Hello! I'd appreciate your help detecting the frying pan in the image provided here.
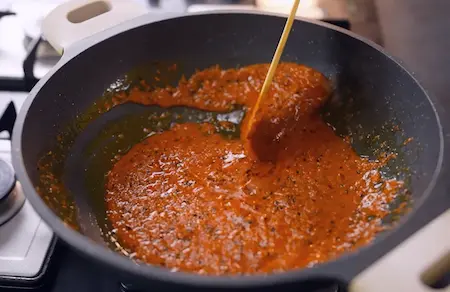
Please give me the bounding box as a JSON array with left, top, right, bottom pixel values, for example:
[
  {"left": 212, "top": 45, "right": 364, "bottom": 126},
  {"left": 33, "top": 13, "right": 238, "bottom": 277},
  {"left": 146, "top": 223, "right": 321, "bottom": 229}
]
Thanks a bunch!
[{"left": 12, "top": 0, "right": 450, "bottom": 291}]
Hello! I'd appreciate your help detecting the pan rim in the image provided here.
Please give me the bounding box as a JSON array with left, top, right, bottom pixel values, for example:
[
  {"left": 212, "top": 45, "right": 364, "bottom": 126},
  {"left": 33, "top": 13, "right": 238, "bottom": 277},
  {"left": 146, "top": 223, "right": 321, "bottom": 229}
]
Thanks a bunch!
[{"left": 12, "top": 10, "right": 445, "bottom": 287}]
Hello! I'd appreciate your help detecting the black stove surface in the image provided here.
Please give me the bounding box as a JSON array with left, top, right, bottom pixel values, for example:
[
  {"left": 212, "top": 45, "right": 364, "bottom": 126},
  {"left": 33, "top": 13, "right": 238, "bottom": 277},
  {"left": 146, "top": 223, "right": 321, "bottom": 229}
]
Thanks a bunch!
[
  {"left": 1, "top": 242, "right": 118, "bottom": 292},
  {"left": 45, "top": 243, "right": 122, "bottom": 292},
  {"left": 38, "top": 242, "right": 340, "bottom": 292}
]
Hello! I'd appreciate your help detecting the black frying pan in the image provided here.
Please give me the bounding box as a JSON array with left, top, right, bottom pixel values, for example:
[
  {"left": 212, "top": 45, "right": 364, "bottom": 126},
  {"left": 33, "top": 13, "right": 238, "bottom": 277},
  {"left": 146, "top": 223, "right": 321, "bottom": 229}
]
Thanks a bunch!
[{"left": 12, "top": 0, "right": 450, "bottom": 291}]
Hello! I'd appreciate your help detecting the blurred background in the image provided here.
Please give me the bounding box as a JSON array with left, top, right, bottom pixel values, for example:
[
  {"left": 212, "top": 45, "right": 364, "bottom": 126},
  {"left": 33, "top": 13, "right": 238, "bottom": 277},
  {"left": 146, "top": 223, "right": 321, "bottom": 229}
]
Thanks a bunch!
[
  {"left": 1, "top": 0, "right": 447, "bottom": 93},
  {"left": 0, "top": 0, "right": 444, "bottom": 85}
]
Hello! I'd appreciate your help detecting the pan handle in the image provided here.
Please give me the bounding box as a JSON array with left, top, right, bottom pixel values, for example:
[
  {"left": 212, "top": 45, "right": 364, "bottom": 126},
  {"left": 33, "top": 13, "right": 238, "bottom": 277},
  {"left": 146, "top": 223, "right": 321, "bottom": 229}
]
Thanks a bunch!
[
  {"left": 42, "top": 0, "right": 146, "bottom": 55},
  {"left": 349, "top": 209, "right": 450, "bottom": 292}
]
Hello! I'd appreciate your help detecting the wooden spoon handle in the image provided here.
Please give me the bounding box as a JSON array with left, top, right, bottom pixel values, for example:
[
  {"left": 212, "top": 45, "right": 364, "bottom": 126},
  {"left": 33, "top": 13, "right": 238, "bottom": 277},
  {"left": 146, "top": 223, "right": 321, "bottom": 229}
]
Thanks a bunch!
[{"left": 246, "top": 0, "right": 301, "bottom": 134}]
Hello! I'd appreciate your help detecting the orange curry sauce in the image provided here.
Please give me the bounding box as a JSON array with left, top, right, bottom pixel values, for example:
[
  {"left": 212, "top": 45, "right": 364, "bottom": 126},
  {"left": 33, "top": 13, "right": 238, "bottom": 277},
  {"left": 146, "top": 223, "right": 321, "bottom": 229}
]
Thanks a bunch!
[{"left": 105, "top": 63, "right": 403, "bottom": 275}]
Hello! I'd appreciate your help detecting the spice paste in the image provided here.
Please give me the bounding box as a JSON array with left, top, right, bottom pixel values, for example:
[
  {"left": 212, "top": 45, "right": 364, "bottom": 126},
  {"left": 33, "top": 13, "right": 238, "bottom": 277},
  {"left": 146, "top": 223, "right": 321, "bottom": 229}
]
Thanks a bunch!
[{"left": 105, "top": 63, "right": 403, "bottom": 275}]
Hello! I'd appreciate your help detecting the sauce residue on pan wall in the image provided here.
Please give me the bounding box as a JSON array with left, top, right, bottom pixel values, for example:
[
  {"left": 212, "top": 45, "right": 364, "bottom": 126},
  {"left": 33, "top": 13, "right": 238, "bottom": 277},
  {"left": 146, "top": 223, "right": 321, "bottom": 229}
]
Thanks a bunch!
[
  {"left": 104, "top": 63, "right": 404, "bottom": 275},
  {"left": 112, "top": 63, "right": 332, "bottom": 161}
]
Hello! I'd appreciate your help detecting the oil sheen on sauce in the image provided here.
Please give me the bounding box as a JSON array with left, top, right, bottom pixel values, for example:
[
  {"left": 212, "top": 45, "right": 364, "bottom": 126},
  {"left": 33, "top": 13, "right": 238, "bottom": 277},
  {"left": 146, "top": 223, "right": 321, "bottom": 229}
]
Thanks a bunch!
[{"left": 105, "top": 63, "right": 403, "bottom": 275}]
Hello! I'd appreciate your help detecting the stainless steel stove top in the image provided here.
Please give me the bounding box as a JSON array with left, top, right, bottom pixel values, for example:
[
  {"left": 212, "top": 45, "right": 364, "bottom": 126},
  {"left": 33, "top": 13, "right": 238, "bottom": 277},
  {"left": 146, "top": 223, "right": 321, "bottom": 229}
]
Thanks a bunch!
[
  {"left": 0, "top": 93, "right": 54, "bottom": 285},
  {"left": 0, "top": 199, "right": 54, "bottom": 278}
]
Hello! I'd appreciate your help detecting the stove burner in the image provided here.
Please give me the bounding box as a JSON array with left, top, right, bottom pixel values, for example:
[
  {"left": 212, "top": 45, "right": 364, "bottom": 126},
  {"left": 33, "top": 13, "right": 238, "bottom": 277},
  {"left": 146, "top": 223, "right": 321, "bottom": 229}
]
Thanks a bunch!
[
  {"left": 0, "top": 159, "right": 24, "bottom": 226},
  {"left": 0, "top": 158, "right": 15, "bottom": 201}
]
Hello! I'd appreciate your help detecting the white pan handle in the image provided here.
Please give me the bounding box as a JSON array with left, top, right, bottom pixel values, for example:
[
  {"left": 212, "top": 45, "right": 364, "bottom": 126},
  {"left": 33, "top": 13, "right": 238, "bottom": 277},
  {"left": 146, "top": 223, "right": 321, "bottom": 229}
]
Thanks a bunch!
[
  {"left": 350, "top": 209, "right": 450, "bottom": 292},
  {"left": 42, "top": 0, "right": 146, "bottom": 54}
]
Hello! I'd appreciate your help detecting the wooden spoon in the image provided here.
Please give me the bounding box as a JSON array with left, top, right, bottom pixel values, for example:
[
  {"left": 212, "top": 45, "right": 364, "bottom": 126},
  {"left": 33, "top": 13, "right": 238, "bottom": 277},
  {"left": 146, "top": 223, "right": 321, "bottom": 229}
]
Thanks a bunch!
[
  {"left": 246, "top": 0, "right": 301, "bottom": 133},
  {"left": 244, "top": 0, "right": 301, "bottom": 159}
]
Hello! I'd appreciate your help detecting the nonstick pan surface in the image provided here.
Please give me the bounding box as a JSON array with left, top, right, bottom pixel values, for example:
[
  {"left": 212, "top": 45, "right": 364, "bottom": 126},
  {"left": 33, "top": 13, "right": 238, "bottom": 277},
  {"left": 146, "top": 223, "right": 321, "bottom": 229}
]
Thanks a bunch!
[{"left": 12, "top": 2, "right": 449, "bottom": 291}]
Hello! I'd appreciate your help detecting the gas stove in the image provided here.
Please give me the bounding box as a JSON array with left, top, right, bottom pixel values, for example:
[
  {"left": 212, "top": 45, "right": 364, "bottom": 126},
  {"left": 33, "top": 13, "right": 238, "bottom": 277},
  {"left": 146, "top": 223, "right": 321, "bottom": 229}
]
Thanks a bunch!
[
  {"left": 0, "top": 1, "right": 349, "bottom": 291},
  {"left": 0, "top": 97, "right": 55, "bottom": 290}
]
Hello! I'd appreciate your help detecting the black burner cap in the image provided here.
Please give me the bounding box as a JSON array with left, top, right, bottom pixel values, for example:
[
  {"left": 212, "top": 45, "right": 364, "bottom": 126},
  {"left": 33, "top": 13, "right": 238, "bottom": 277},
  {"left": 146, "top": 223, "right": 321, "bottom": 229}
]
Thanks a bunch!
[{"left": 0, "top": 158, "right": 15, "bottom": 201}]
